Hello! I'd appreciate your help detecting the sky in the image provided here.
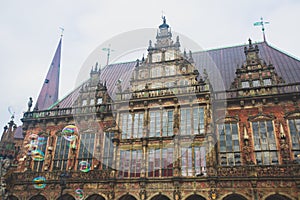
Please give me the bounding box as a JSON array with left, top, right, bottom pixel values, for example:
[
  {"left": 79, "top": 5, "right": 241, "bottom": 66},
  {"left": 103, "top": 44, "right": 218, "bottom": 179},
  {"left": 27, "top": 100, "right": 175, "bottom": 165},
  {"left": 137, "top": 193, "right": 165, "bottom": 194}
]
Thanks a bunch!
[{"left": 0, "top": 0, "right": 300, "bottom": 136}]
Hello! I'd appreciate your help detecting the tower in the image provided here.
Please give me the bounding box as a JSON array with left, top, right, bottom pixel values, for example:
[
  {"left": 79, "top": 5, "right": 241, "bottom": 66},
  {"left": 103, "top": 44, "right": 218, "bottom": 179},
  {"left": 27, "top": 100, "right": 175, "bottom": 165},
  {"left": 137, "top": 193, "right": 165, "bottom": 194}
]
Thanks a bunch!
[{"left": 34, "top": 37, "right": 62, "bottom": 110}]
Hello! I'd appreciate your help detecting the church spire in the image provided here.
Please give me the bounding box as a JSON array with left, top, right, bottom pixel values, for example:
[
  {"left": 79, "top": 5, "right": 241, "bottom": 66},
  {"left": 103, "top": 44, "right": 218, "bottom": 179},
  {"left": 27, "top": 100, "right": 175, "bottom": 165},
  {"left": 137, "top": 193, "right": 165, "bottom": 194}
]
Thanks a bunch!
[{"left": 34, "top": 37, "right": 62, "bottom": 110}]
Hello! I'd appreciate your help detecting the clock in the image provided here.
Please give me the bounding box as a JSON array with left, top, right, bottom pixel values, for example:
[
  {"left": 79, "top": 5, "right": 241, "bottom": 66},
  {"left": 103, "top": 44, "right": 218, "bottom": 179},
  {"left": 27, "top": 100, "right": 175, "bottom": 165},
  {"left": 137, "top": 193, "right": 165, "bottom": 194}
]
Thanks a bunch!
[{"left": 181, "top": 66, "right": 186, "bottom": 73}]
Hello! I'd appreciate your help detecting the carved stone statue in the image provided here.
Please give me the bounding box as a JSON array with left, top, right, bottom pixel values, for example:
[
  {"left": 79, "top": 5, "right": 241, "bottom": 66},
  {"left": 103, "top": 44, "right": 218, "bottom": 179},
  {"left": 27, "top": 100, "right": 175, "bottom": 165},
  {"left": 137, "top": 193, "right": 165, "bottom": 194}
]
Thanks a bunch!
[{"left": 27, "top": 97, "right": 33, "bottom": 112}]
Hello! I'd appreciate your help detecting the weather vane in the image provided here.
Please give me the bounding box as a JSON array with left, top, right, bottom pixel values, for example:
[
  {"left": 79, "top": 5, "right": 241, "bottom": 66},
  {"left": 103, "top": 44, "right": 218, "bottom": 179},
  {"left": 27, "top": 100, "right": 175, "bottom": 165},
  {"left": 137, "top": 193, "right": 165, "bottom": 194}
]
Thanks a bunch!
[
  {"left": 59, "top": 27, "right": 65, "bottom": 37},
  {"left": 102, "top": 44, "right": 115, "bottom": 66},
  {"left": 253, "top": 17, "right": 269, "bottom": 42}
]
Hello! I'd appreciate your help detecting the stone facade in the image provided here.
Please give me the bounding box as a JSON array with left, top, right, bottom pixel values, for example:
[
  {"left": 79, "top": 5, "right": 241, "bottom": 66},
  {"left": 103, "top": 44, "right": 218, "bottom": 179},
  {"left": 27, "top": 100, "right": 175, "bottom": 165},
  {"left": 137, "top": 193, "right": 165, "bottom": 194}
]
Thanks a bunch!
[{"left": 4, "top": 18, "right": 300, "bottom": 200}]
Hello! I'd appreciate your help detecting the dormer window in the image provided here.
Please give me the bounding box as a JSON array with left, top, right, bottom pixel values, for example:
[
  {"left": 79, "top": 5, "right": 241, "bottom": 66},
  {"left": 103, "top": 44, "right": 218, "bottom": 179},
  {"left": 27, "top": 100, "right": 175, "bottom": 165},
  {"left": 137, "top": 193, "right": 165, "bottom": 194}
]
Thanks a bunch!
[
  {"left": 152, "top": 53, "right": 161, "bottom": 63},
  {"left": 263, "top": 79, "right": 272, "bottom": 86},
  {"left": 241, "top": 81, "right": 249, "bottom": 88},
  {"left": 97, "top": 98, "right": 103, "bottom": 105},
  {"left": 82, "top": 100, "right": 87, "bottom": 106},
  {"left": 165, "top": 65, "right": 175, "bottom": 76},
  {"left": 90, "top": 99, "right": 95, "bottom": 105},
  {"left": 253, "top": 80, "right": 261, "bottom": 87},
  {"left": 151, "top": 67, "right": 161, "bottom": 78}
]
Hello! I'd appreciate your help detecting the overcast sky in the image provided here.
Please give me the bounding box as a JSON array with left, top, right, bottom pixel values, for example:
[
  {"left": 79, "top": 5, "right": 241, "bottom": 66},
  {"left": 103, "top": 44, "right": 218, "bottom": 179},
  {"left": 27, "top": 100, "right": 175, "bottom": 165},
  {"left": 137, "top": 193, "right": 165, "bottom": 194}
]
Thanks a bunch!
[{"left": 0, "top": 0, "right": 300, "bottom": 136}]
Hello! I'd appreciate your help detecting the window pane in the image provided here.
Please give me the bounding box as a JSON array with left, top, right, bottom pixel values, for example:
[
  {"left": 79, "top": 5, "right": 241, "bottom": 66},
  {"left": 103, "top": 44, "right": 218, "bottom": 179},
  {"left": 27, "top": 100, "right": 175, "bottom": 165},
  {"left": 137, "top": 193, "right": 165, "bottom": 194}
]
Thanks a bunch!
[
  {"left": 252, "top": 121, "right": 278, "bottom": 165},
  {"left": 217, "top": 123, "right": 240, "bottom": 166}
]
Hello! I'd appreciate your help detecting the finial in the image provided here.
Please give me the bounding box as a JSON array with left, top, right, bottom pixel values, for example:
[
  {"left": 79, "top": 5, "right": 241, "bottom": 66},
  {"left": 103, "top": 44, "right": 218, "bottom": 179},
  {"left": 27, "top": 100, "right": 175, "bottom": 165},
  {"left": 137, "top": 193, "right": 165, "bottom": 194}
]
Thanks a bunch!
[
  {"left": 95, "top": 62, "right": 98, "bottom": 71},
  {"left": 149, "top": 40, "right": 152, "bottom": 48},
  {"left": 59, "top": 27, "right": 64, "bottom": 38},
  {"left": 248, "top": 38, "right": 252, "bottom": 47},
  {"left": 142, "top": 54, "right": 145, "bottom": 62},
  {"left": 162, "top": 16, "right": 166, "bottom": 24}
]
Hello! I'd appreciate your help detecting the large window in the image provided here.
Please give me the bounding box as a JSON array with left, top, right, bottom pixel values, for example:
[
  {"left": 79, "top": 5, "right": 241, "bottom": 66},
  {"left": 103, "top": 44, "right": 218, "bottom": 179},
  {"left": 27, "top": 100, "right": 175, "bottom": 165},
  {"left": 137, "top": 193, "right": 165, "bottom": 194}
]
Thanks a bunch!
[
  {"left": 53, "top": 136, "right": 70, "bottom": 170},
  {"left": 77, "top": 133, "right": 95, "bottom": 170},
  {"left": 119, "top": 149, "right": 142, "bottom": 178},
  {"left": 102, "top": 132, "right": 115, "bottom": 169},
  {"left": 181, "top": 146, "right": 206, "bottom": 176},
  {"left": 165, "top": 65, "right": 176, "bottom": 76},
  {"left": 218, "top": 123, "right": 241, "bottom": 166},
  {"left": 151, "top": 67, "right": 162, "bottom": 77},
  {"left": 33, "top": 136, "right": 48, "bottom": 172},
  {"left": 121, "top": 112, "right": 144, "bottom": 139},
  {"left": 148, "top": 148, "right": 173, "bottom": 177},
  {"left": 149, "top": 110, "right": 173, "bottom": 137},
  {"left": 180, "top": 107, "right": 204, "bottom": 135},
  {"left": 252, "top": 121, "right": 278, "bottom": 165},
  {"left": 288, "top": 119, "right": 300, "bottom": 160}
]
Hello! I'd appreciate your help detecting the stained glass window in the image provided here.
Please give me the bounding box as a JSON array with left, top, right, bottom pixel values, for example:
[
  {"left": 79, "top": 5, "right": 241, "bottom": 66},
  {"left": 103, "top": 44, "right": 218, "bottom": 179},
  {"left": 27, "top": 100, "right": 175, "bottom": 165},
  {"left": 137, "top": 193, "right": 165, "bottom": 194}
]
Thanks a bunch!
[
  {"left": 252, "top": 121, "right": 278, "bottom": 165},
  {"left": 218, "top": 123, "right": 241, "bottom": 166}
]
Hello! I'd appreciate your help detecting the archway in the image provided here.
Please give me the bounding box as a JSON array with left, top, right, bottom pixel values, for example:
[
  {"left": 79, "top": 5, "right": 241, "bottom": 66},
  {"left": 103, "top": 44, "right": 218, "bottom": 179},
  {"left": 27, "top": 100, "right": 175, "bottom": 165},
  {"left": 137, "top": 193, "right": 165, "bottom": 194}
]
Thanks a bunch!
[
  {"left": 223, "top": 194, "right": 247, "bottom": 200},
  {"left": 186, "top": 194, "right": 206, "bottom": 200},
  {"left": 266, "top": 194, "right": 291, "bottom": 200},
  {"left": 29, "top": 194, "right": 47, "bottom": 200},
  {"left": 150, "top": 194, "right": 171, "bottom": 200},
  {"left": 86, "top": 194, "right": 106, "bottom": 200},
  {"left": 56, "top": 194, "right": 76, "bottom": 200},
  {"left": 8, "top": 195, "right": 20, "bottom": 200},
  {"left": 119, "top": 194, "right": 138, "bottom": 200}
]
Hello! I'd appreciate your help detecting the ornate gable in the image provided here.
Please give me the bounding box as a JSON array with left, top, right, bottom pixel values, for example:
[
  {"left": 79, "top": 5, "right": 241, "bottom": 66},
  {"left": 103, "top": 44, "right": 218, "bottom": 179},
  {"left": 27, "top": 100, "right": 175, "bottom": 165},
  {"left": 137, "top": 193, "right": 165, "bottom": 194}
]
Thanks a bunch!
[{"left": 230, "top": 39, "right": 285, "bottom": 96}]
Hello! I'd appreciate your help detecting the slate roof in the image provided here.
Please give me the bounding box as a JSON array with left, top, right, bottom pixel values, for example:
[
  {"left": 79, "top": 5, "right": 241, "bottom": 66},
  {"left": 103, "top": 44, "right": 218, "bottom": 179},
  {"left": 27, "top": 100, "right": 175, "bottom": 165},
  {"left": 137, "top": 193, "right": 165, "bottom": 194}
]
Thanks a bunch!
[
  {"left": 54, "top": 41, "right": 300, "bottom": 109},
  {"left": 14, "top": 126, "right": 23, "bottom": 139}
]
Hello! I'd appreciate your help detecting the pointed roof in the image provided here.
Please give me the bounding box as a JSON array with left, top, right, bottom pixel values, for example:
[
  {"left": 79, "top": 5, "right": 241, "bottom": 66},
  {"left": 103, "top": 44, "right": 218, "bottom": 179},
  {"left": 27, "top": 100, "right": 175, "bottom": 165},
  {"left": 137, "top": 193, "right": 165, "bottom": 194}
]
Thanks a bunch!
[{"left": 34, "top": 38, "right": 62, "bottom": 110}]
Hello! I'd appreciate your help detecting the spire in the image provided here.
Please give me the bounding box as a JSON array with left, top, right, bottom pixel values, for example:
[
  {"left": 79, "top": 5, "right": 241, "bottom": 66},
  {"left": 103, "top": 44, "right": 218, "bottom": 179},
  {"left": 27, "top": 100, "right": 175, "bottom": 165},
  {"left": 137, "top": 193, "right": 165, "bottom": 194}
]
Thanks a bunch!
[{"left": 34, "top": 37, "right": 62, "bottom": 110}]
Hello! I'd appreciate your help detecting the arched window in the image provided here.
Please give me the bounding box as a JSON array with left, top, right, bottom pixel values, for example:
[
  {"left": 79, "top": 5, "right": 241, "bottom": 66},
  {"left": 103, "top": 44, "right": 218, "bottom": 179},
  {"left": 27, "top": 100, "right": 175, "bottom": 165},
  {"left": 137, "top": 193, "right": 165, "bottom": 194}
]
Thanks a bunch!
[
  {"left": 265, "top": 194, "right": 291, "bottom": 200},
  {"left": 150, "top": 194, "right": 170, "bottom": 200},
  {"left": 223, "top": 194, "right": 247, "bottom": 200},
  {"left": 288, "top": 118, "right": 300, "bottom": 161},
  {"left": 29, "top": 194, "right": 47, "bottom": 200},
  {"left": 252, "top": 120, "right": 278, "bottom": 165},
  {"left": 119, "top": 194, "right": 137, "bottom": 200},
  {"left": 56, "top": 194, "right": 75, "bottom": 200},
  {"left": 186, "top": 194, "right": 206, "bottom": 200},
  {"left": 85, "top": 194, "right": 105, "bottom": 200}
]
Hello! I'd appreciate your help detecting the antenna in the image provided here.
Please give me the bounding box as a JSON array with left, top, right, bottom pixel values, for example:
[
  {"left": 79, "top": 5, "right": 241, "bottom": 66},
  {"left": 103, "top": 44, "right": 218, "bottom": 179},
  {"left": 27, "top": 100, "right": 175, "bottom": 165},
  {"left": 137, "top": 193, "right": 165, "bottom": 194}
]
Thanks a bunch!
[
  {"left": 253, "top": 17, "right": 269, "bottom": 42},
  {"left": 102, "top": 44, "right": 115, "bottom": 66}
]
